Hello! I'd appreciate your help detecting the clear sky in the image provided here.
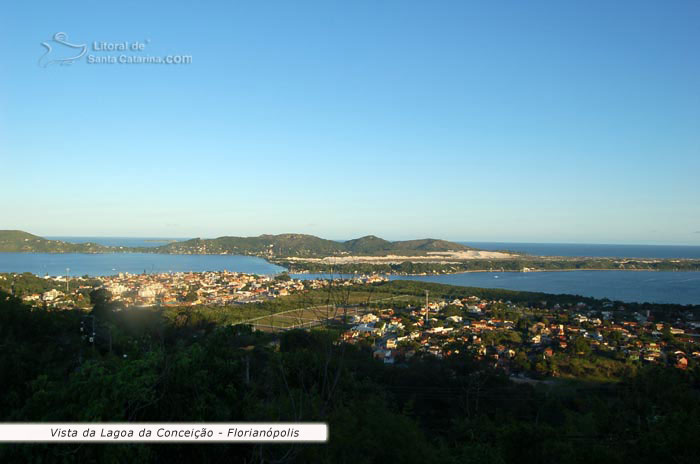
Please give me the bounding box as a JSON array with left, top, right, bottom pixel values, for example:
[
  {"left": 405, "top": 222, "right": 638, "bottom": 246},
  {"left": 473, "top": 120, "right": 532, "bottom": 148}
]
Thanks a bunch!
[{"left": 1, "top": 1, "right": 698, "bottom": 244}]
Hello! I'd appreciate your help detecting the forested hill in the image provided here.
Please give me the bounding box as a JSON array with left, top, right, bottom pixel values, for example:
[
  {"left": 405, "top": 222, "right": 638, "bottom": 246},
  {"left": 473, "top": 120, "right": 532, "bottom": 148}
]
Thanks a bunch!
[
  {"left": 152, "top": 234, "right": 473, "bottom": 258},
  {"left": 0, "top": 230, "right": 113, "bottom": 253},
  {"left": 0, "top": 230, "right": 472, "bottom": 257}
]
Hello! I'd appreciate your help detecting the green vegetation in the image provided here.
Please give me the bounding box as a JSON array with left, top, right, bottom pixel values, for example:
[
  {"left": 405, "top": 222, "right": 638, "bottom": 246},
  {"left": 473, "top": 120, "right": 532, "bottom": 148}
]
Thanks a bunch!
[
  {"left": 159, "top": 286, "right": 401, "bottom": 327},
  {"left": 0, "top": 230, "right": 113, "bottom": 253},
  {"left": 0, "top": 272, "right": 101, "bottom": 310},
  {"left": 1, "top": 281, "right": 699, "bottom": 463},
  {"left": 153, "top": 233, "right": 472, "bottom": 258},
  {"left": 343, "top": 235, "right": 473, "bottom": 255},
  {"left": 0, "top": 230, "right": 472, "bottom": 257},
  {"left": 0, "top": 272, "right": 100, "bottom": 296},
  {"left": 156, "top": 233, "right": 346, "bottom": 257}
]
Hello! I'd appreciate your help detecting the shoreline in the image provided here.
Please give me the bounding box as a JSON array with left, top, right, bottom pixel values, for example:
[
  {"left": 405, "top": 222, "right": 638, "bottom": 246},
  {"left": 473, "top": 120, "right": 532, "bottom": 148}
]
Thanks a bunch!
[
  {"left": 3, "top": 267, "right": 699, "bottom": 280},
  {"left": 294, "top": 268, "right": 688, "bottom": 278}
]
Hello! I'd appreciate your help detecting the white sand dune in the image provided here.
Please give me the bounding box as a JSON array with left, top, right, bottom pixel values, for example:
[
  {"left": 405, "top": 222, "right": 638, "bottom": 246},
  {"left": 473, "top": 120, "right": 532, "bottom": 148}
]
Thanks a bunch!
[{"left": 285, "top": 250, "right": 517, "bottom": 265}]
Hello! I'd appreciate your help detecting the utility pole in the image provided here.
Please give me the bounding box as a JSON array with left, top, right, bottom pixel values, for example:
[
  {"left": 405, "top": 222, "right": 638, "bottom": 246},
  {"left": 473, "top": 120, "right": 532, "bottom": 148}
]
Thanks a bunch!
[{"left": 425, "top": 290, "right": 429, "bottom": 325}]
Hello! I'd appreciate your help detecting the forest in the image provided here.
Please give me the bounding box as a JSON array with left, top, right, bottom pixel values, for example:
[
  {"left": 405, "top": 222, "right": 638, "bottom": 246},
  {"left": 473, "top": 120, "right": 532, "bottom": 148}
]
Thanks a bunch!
[{"left": 1, "top": 281, "right": 699, "bottom": 463}]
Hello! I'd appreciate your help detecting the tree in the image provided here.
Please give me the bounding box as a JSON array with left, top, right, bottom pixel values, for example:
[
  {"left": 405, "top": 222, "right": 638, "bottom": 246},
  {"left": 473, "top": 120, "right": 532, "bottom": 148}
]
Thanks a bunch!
[
  {"left": 90, "top": 288, "right": 114, "bottom": 319},
  {"left": 514, "top": 351, "right": 531, "bottom": 372},
  {"left": 662, "top": 325, "right": 675, "bottom": 343},
  {"left": 183, "top": 290, "right": 198, "bottom": 302},
  {"left": 571, "top": 336, "right": 592, "bottom": 356}
]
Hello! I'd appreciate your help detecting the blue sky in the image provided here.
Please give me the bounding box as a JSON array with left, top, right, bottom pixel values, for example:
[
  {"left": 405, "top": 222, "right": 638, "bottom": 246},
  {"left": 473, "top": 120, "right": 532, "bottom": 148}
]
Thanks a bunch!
[{"left": 1, "top": 1, "right": 698, "bottom": 244}]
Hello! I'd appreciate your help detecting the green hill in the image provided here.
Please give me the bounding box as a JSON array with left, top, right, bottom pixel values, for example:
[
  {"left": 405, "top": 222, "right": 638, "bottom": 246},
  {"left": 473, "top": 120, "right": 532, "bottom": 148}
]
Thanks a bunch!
[
  {"left": 153, "top": 233, "right": 471, "bottom": 258},
  {"left": 390, "top": 238, "right": 472, "bottom": 253},
  {"left": 344, "top": 235, "right": 393, "bottom": 254},
  {"left": 0, "top": 230, "right": 473, "bottom": 258},
  {"left": 0, "top": 230, "right": 112, "bottom": 253},
  {"left": 157, "top": 233, "right": 346, "bottom": 258},
  {"left": 344, "top": 235, "right": 472, "bottom": 255}
]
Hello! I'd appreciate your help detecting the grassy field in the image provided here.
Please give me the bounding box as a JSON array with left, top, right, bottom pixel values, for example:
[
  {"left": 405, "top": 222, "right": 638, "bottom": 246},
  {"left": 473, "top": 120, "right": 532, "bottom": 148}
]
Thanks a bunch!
[
  {"left": 247, "top": 305, "right": 373, "bottom": 331},
  {"left": 160, "top": 284, "right": 420, "bottom": 330},
  {"left": 233, "top": 290, "right": 418, "bottom": 331}
]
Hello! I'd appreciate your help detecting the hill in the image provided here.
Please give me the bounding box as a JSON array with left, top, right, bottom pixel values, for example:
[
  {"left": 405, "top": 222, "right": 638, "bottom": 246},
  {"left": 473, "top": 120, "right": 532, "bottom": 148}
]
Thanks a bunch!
[
  {"left": 391, "top": 238, "right": 472, "bottom": 253},
  {"left": 156, "top": 233, "right": 346, "bottom": 258},
  {"left": 153, "top": 233, "right": 472, "bottom": 258},
  {"left": 344, "top": 235, "right": 473, "bottom": 255},
  {"left": 343, "top": 235, "right": 393, "bottom": 254},
  {"left": 0, "top": 230, "right": 112, "bottom": 253},
  {"left": 0, "top": 230, "right": 474, "bottom": 258}
]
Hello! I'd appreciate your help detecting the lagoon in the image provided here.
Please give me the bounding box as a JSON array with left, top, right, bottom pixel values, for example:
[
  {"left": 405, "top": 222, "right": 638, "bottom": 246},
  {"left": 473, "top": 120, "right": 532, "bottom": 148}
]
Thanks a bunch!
[
  {"left": 0, "top": 252, "right": 284, "bottom": 277},
  {"left": 292, "top": 271, "right": 700, "bottom": 306},
  {"left": 390, "top": 271, "right": 700, "bottom": 306}
]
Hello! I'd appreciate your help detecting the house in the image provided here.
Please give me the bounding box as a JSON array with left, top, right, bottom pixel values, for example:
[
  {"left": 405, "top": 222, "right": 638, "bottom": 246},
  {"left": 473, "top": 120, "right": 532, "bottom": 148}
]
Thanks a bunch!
[
  {"left": 373, "top": 349, "right": 395, "bottom": 364},
  {"left": 352, "top": 324, "right": 375, "bottom": 334},
  {"left": 42, "top": 289, "right": 64, "bottom": 302}
]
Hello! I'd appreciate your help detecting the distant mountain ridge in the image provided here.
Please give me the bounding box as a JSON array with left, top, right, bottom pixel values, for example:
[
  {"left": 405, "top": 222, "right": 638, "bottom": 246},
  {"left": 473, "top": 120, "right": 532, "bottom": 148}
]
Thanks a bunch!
[
  {"left": 0, "top": 230, "right": 473, "bottom": 257},
  {"left": 0, "top": 230, "right": 112, "bottom": 253},
  {"left": 153, "top": 233, "right": 474, "bottom": 258}
]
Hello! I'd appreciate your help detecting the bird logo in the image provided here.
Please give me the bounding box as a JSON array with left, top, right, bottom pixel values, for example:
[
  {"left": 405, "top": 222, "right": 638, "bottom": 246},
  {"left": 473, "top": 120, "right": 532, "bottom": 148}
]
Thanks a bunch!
[{"left": 38, "top": 32, "right": 87, "bottom": 67}]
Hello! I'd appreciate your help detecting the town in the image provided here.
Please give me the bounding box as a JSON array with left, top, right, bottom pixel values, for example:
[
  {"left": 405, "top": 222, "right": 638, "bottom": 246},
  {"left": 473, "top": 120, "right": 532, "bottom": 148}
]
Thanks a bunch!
[
  {"left": 341, "top": 291, "right": 700, "bottom": 379},
  {"left": 2, "top": 271, "right": 387, "bottom": 309},
  {"left": 2, "top": 270, "right": 697, "bottom": 381}
]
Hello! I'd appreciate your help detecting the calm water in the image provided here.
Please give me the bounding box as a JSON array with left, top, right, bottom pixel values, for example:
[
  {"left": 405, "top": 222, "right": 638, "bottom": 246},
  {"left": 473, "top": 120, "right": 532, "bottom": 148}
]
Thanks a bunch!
[
  {"left": 460, "top": 242, "right": 700, "bottom": 259},
  {"left": 292, "top": 271, "right": 700, "bottom": 305},
  {"left": 390, "top": 271, "right": 700, "bottom": 306},
  {"left": 0, "top": 253, "right": 284, "bottom": 277}
]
